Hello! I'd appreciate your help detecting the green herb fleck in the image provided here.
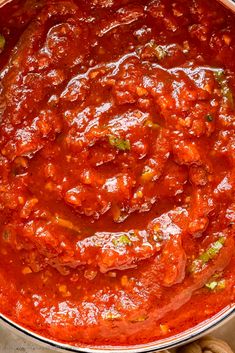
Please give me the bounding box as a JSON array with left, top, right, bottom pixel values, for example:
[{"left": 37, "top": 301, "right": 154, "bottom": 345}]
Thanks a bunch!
[
  {"left": 0, "top": 34, "right": 5, "bottom": 50},
  {"left": 214, "top": 70, "right": 225, "bottom": 83},
  {"left": 205, "top": 279, "right": 226, "bottom": 291},
  {"left": 190, "top": 237, "right": 225, "bottom": 273},
  {"left": 108, "top": 135, "right": 130, "bottom": 151},
  {"left": 149, "top": 40, "right": 168, "bottom": 60},
  {"left": 112, "top": 234, "right": 132, "bottom": 247},
  {"left": 205, "top": 114, "right": 214, "bottom": 122},
  {"left": 205, "top": 281, "right": 218, "bottom": 290},
  {"left": 214, "top": 70, "right": 234, "bottom": 108},
  {"left": 201, "top": 238, "right": 225, "bottom": 261}
]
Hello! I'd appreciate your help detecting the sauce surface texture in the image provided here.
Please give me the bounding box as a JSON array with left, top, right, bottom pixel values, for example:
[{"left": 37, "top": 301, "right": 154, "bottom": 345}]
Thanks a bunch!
[{"left": 0, "top": 0, "right": 234, "bottom": 347}]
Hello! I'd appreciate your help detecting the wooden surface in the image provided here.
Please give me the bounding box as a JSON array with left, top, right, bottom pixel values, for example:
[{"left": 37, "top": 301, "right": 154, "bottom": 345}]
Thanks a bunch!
[{"left": 0, "top": 318, "right": 234, "bottom": 352}]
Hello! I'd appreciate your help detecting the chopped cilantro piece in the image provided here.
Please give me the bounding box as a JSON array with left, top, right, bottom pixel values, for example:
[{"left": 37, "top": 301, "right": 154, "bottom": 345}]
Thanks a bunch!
[
  {"left": 214, "top": 70, "right": 234, "bottom": 108},
  {"left": 205, "top": 279, "right": 226, "bottom": 291},
  {"left": 112, "top": 234, "right": 132, "bottom": 247},
  {"left": 205, "top": 281, "right": 218, "bottom": 290},
  {"left": 205, "top": 114, "right": 213, "bottom": 122},
  {"left": 190, "top": 237, "right": 225, "bottom": 273},
  {"left": 214, "top": 70, "right": 225, "bottom": 83},
  {"left": 108, "top": 135, "right": 130, "bottom": 151},
  {"left": 199, "top": 238, "right": 225, "bottom": 263},
  {"left": 0, "top": 34, "right": 5, "bottom": 50}
]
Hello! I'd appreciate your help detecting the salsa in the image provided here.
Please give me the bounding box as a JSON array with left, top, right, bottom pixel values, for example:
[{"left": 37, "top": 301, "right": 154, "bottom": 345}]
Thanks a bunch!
[{"left": 0, "top": 0, "right": 234, "bottom": 347}]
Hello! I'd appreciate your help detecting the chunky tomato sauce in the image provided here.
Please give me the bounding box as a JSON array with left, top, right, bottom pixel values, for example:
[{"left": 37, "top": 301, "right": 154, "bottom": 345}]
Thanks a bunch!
[{"left": 0, "top": 0, "right": 234, "bottom": 347}]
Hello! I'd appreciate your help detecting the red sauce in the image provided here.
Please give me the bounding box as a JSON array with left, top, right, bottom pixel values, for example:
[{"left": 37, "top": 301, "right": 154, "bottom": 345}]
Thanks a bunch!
[{"left": 0, "top": 0, "right": 234, "bottom": 347}]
